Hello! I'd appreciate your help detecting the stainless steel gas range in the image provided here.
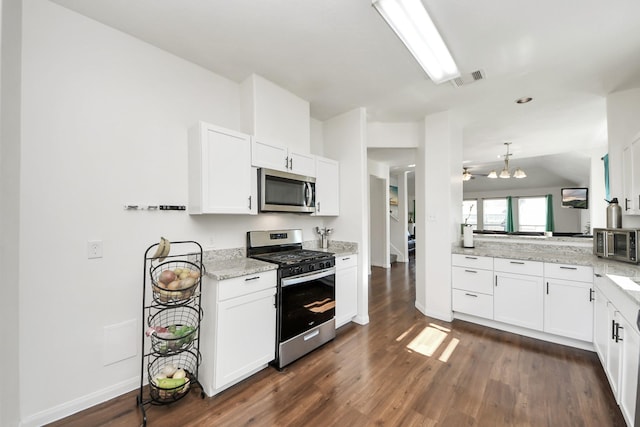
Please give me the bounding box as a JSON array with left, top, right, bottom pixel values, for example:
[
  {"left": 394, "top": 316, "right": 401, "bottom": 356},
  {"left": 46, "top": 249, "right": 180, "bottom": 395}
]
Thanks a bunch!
[{"left": 247, "top": 229, "right": 336, "bottom": 369}]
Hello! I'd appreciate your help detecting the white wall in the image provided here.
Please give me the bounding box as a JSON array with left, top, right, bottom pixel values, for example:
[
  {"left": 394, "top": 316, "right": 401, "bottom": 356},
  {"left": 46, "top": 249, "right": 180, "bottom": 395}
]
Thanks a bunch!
[
  {"left": 589, "top": 147, "right": 608, "bottom": 230},
  {"left": 415, "top": 111, "right": 460, "bottom": 321},
  {"left": 18, "top": 1, "right": 329, "bottom": 425},
  {"left": 369, "top": 175, "right": 387, "bottom": 267},
  {"left": 463, "top": 186, "right": 583, "bottom": 233},
  {"left": 241, "top": 74, "right": 311, "bottom": 153},
  {"left": 0, "top": 0, "right": 22, "bottom": 425},
  {"left": 324, "top": 108, "right": 369, "bottom": 325},
  {"left": 606, "top": 88, "right": 640, "bottom": 228},
  {"left": 367, "top": 121, "right": 421, "bottom": 148},
  {"left": 310, "top": 118, "right": 324, "bottom": 156}
]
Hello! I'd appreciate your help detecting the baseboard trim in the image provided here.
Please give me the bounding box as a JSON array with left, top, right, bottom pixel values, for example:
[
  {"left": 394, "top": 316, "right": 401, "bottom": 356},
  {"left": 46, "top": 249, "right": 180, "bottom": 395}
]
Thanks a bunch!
[
  {"left": 453, "top": 312, "right": 595, "bottom": 352},
  {"left": 20, "top": 377, "right": 139, "bottom": 427}
]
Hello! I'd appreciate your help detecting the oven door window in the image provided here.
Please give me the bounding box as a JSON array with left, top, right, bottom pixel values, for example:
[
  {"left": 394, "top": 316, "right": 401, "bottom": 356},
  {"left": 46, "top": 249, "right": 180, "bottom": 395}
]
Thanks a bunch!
[
  {"left": 280, "top": 273, "right": 335, "bottom": 342},
  {"left": 612, "top": 233, "right": 629, "bottom": 258}
]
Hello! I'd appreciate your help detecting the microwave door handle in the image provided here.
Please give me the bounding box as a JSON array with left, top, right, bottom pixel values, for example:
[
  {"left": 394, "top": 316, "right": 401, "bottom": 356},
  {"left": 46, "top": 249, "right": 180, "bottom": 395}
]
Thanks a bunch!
[
  {"left": 305, "top": 183, "right": 312, "bottom": 207},
  {"left": 606, "top": 232, "right": 614, "bottom": 256}
]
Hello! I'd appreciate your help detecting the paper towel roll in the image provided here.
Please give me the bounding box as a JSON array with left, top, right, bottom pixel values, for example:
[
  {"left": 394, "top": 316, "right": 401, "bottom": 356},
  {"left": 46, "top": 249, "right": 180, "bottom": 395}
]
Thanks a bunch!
[{"left": 463, "top": 225, "right": 474, "bottom": 248}]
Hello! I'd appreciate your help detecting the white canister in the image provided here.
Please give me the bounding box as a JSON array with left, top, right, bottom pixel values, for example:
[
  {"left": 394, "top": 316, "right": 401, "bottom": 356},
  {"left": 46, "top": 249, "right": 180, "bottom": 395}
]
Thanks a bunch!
[{"left": 463, "top": 225, "right": 474, "bottom": 248}]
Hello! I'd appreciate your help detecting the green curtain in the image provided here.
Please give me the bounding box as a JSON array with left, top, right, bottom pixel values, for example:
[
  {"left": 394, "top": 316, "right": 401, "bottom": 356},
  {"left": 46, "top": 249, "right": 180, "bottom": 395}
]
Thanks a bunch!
[
  {"left": 603, "top": 154, "right": 610, "bottom": 201},
  {"left": 545, "top": 194, "right": 555, "bottom": 232},
  {"left": 506, "top": 196, "right": 514, "bottom": 232}
]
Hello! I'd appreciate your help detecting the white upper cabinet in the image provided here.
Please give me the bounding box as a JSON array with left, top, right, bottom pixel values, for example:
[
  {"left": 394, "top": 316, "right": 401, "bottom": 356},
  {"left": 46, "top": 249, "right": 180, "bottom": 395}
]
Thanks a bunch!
[
  {"left": 314, "top": 156, "right": 340, "bottom": 216},
  {"left": 188, "top": 122, "right": 256, "bottom": 215},
  {"left": 251, "top": 138, "right": 316, "bottom": 177},
  {"left": 622, "top": 134, "right": 640, "bottom": 214}
]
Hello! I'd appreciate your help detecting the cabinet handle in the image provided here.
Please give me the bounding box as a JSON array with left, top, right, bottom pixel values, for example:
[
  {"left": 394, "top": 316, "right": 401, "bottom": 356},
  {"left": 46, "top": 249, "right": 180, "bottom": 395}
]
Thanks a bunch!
[
  {"left": 289, "top": 157, "right": 293, "bottom": 170},
  {"left": 589, "top": 288, "right": 594, "bottom": 302},
  {"left": 546, "top": 282, "right": 549, "bottom": 295},
  {"left": 285, "top": 156, "right": 289, "bottom": 169},
  {"left": 317, "top": 202, "right": 321, "bottom": 212},
  {"left": 464, "top": 269, "right": 478, "bottom": 274},
  {"left": 559, "top": 266, "right": 577, "bottom": 270},
  {"left": 342, "top": 257, "right": 351, "bottom": 261},
  {"left": 495, "top": 276, "right": 498, "bottom": 287},
  {"left": 611, "top": 319, "right": 616, "bottom": 340},
  {"left": 594, "top": 273, "right": 602, "bottom": 278},
  {"left": 510, "top": 261, "right": 525, "bottom": 265},
  {"left": 273, "top": 295, "right": 277, "bottom": 308},
  {"left": 465, "top": 256, "right": 478, "bottom": 260},
  {"left": 248, "top": 195, "right": 252, "bottom": 209},
  {"left": 616, "top": 324, "right": 624, "bottom": 343},
  {"left": 625, "top": 198, "right": 630, "bottom": 211},
  {"left": 464, "top": 293, "right": 478, "bottom": 297},
  {"left": 244, "top": 276, "right": 260, "bottom": 282}
]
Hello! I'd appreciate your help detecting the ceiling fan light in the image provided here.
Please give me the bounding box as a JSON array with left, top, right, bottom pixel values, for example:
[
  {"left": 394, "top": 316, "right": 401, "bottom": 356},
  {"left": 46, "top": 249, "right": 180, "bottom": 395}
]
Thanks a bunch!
[
  {"left": 462, "top": 169, "right": 472, "bottom": 181},
  {"left": 487, "top": 170, "right": 498, "bottom": 179},
  {"left": 513, "top": 168, "right": 527, "bottom": 178},
  {"left": 499, "top": 168, "right": 511, "bottom": 179}
]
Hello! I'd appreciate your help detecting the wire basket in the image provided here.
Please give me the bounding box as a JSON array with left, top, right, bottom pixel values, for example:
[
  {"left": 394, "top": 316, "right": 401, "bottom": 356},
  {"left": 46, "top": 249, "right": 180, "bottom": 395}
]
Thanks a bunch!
[
  {"left": 147, "top": 350, "right": 199, "bottom": 403},
  {"left": 147, "top": 306, "right": 200, "bottom": 355},
  {"left": 150, "top": 260, "right": 201, "bottom": 304}
]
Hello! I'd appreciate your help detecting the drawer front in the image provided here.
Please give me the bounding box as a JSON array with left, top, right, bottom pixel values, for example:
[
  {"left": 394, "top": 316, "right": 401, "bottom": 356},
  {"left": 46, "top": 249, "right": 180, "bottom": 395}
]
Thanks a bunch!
[
  {"left": 544, "top": 263, "right": 593, "bottom": 282},
  {"left": 452, "top": 266, "right": 494, "bottom": 294},
  {"left": 452, "top": 254, "right": 493, "bottom": 270},
  {"left": 336, "top": 254, "right": 358, "bottom": 269},
  {"left": 494, "top": 258, "right": 543, "bottom": 276},
  {"left": 452, "top": 289, "right": 493, "bottom": 319},
  {"left": 218, "top": 270, "right": 277, "bottom": 301}
]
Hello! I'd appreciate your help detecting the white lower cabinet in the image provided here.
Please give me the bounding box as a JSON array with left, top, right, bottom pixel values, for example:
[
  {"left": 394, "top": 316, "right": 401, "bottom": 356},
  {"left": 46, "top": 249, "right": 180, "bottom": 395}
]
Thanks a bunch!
[
  {"left": 200, "top": 270, "right": 277, "bottom": 396},
  {"left": 335, "top": 254, "right": 358, "bottom": 328},
  {"left": 543, "top": 263, "right": 594, "bottom": 342},
  {"left": 594, "top": 273, "right": 640, "bottom": 427},
  {"left": 494, "top": 259, "right": 544, "bottom": 331},
  {"left": 451, "top": 254, "right": 494, "bottom": 320}
]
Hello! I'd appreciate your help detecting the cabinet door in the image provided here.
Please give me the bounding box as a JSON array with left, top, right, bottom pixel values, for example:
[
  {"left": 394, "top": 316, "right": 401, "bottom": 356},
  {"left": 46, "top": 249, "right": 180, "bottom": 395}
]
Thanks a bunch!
[
  {"left": 215, "top": 287, "right": 276, "bottom": 390},
  {"left": 188, "top": 123, "right": 253, "bottom": 214},
  {"left": 543, "top": 278, "right": 593, "bottom": 342},
  {"left": 631, "top": 136, "right": 640, "bottom": 213},
  {"left": 289, "top": 152, "right": 316, "bottom": 177},
  {"left": 251, "top": 138, "right": 288, "bottom": 171},
  {"left": 593, "top": 283, "right": 610, "bottom": 367},
  {"left": 620, "top": 313, "right": 640, "bottom": 426},
  {"left": 315, "top": 157, "right": 340, "bottom": 216},
  {"left": 335, "top": 255, "right": 358, "bottom": 328},
  {"left": 494, "top": 272, "right": 543, "bottom": 331},
  {"left": 607, "top": 307, "right": 622, "bottom": 399}
]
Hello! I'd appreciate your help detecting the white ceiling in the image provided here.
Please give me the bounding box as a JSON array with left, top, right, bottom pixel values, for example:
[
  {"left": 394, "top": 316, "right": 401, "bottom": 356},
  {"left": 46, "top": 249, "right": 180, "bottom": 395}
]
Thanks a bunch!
[{"left": 51, "top": 0, "right": 640, "bottom": 186}]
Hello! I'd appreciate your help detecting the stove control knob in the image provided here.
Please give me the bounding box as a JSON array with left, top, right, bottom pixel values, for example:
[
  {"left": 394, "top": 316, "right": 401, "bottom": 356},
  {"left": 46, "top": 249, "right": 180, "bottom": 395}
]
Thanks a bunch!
[
  {"left": 309, "top": 264, "right": 315, "bottom": 271},
  {"left": 319, "top": 262, "right": 325, "bottom": 269},
  {"left": 325, "top": 260, "right": 332, "bottom": 267}
]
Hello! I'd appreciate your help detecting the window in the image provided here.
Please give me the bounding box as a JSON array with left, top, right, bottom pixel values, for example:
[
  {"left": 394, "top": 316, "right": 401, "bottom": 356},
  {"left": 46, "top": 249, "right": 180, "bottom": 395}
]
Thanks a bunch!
[
  {"left": 462, "top": 200, "right": 477, "bottom": 230},
  {"left": 518, "top": 197, "right": 546, "bottom": 231},
  {"left": 483, "top": 198, "right": 507, "bottom": 231}
]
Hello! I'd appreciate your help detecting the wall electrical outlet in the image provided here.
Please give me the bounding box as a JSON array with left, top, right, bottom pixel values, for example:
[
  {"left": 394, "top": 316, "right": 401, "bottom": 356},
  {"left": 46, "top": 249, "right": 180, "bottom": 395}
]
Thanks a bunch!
[{"left": 87, "top": 240, "right": 103, "bottom": 259}]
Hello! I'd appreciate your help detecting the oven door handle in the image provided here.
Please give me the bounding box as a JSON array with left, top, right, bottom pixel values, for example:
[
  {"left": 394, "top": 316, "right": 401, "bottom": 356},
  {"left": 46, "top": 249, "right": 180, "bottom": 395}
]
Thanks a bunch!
[{"left": 281, "top": 267, "right": 336, "bottom": 287}]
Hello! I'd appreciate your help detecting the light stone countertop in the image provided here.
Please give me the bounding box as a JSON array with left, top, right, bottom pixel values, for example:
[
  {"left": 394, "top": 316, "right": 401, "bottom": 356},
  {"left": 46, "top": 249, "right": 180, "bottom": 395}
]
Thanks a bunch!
[
  {"left": 203, "top": 240, "right": 358, "bottom": 280},
  {"left": 203, "top": 257, "right": 277, "bottom": 281}
]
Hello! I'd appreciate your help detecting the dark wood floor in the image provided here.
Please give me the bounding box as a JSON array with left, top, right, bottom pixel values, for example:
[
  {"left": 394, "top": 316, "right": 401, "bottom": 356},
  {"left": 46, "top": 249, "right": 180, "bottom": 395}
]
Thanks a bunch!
[{"left": 50, "top": 257, "right": 626, "bottom": 426}]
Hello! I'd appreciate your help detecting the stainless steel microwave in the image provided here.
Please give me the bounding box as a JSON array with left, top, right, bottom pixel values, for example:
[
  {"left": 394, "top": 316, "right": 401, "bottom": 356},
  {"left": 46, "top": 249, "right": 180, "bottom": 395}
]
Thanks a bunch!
[
  {"left": 593, "top": 228, "right": 639, "bottom": 263},
  {"left": 259, "top": 168, "right": 315, "bottom": 213}
]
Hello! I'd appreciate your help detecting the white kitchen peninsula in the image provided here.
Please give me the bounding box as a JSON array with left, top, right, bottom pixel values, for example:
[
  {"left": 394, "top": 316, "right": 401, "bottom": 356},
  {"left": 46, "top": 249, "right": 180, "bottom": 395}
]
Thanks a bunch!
[{"left": 451, "top": 233, "right": 640, "bottom": 427}]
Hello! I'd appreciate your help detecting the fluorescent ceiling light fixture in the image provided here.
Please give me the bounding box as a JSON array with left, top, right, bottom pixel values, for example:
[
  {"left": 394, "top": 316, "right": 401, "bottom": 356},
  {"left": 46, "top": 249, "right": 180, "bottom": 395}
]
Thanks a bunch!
[{"left": 372, "top": 0, "right": 460, "bottom": 84}]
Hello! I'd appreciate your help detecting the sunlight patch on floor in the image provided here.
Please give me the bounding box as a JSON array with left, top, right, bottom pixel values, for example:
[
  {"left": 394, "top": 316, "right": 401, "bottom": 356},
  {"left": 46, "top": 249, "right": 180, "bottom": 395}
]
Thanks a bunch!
[
  {"left": 407, "top": 325, "right": 447, "bottom": 357},
  {"left": 438, "top": 338, "right": 459, "bottom": 363},
  {"left": 396, "top": 325, "right": 416, "bottom": 342}
]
